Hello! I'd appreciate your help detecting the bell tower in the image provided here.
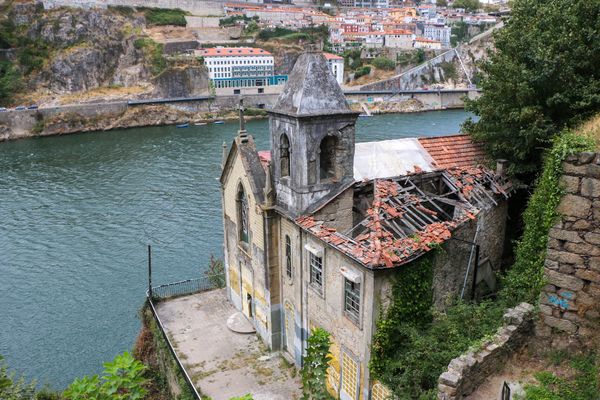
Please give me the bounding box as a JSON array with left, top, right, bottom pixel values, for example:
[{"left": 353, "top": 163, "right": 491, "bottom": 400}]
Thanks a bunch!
[{"left": 268, "top": 48, "right": 360, "bottom": 216}]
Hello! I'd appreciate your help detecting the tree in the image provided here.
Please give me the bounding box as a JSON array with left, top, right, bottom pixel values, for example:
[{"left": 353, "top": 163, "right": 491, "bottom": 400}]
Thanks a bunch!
[
  {"left": 452, "top": 0, "right": 480, "bottom": 12},
  {"left": 301, "top": 328, "right": 332, "bottom": 400},
  {"left": 436, "top": 0, "right": 448, "bottom": 7},
  {"left": 463, "top": 0, "right": 600, "bottom": 182}
]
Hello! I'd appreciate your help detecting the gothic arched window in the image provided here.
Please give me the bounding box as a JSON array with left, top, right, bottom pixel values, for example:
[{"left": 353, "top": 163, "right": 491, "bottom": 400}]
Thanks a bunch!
[
  {"left": 319, "top": 135, "right": 338, "bottom": 180},
  {"left": 237, "top": 184, "right": 249, "bottom": 243},
  {"left": 280, "top": 133, "right": 290, "bottom": 177}
]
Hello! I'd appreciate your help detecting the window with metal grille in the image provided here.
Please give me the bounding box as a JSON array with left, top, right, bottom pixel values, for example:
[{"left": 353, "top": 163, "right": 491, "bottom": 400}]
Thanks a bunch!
[
  {"left": 344, "top": 279, "right": 360, "bottom": 322},
  {"left": 285, "top": 235, "right": 292, "bottom": 279},
  {"left": 237, "top": 185, "right": 249, "bottom": 243},
  {"left": 309, "top": 252, "right": 323, "bottom": 292}
]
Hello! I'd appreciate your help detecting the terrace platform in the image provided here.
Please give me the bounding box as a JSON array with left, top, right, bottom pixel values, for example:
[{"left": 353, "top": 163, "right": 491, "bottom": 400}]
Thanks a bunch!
[{"left": 155, "top": 288, "right": 301, "bottom": 400}]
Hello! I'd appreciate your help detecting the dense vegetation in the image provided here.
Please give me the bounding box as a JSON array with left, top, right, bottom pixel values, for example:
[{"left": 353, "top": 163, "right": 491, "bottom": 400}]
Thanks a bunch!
[
  {"left": 452, "top": 0, "right": 480, "bottom": 12},
  {"left": 142, "top": 8, "right": 188, "bottom": 27},
  {"left": 464, "top": 0, "right": 600, "bottom": 182},
  {"left": 257, "top": 25, "right": 329, "bottom": 44},
  {"left": 370, "top": 56, "right": 395, "bottom": 71},
  {"left": 370, "top": 129, "right": 595, "bottom": 398},
  {"left": 0, "top": 12, "right": 49, "bottom": 105}
]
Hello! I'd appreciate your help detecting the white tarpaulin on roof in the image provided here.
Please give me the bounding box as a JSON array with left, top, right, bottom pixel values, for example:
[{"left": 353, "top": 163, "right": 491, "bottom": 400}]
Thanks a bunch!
[{"left": 353, "top": 138, "right": 436, "bottom": 181}]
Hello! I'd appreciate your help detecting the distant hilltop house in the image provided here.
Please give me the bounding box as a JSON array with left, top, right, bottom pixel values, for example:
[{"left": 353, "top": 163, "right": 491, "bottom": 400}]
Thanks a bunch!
[
  {"left": 220, "top": 50, "right": 511, "bottom": 399},
  {"left": 195, "top": 47, "right": 288, "bottom": 95},
  {"left": 414, "top": 37, "right": 443, "bottom": 49},
  {"left": 324, "top": 52, "right": 345, "bottom": 85}
]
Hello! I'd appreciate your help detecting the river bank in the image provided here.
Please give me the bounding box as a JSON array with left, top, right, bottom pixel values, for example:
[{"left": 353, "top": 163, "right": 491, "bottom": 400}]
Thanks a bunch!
[{"left": 0, "top": 95, "right": 464, "bottom": 142}]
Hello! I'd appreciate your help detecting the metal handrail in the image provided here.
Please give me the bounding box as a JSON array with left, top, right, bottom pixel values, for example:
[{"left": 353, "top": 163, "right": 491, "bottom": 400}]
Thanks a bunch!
[
  {"left": 146, "top": 295, "right": 202, "bottom": 399},
  {"left": 145, "top": 273, "right": 225, "bottom": 399}
]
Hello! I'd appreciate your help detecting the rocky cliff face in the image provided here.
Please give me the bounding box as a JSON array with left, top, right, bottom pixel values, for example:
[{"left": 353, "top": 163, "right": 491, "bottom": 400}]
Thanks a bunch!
[
  {"left": 20, "top": 7, "right": 149, "bottom": 93},
  {"left": 4, "top": 3, "right": 209, "bottom": 102},
  {"left": 152, "top": 65, "right": 210, "bottom": 98}
]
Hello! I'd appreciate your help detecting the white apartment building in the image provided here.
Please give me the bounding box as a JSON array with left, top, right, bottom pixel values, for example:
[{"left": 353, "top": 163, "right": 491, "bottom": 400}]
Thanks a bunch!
[
  {"left": 197, "top": 47, "right": 288, "bottom": 93},
  {"left": 423, "top": 23, "right": 451, "bottom": 48},
  {"left": 323, "top": 52, "right": 344, "bottom": 85}
]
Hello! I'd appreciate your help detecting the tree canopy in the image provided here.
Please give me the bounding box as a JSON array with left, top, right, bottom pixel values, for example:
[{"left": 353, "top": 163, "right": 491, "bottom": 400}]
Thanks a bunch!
[
  {"left": 452, "top": 0, "right": 480, "bottom": 12},
  {"left": 463, "top": 0, "right": 600, "bottom": 182}
]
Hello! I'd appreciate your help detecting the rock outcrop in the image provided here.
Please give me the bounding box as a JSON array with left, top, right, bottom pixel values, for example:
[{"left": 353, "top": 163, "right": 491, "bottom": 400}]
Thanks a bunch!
[
  {"left": 152, "top": 65, "right": 210, "bottom": 98},
  {"left": 20, "top": 7, "right": 148, "bottom": 92}
]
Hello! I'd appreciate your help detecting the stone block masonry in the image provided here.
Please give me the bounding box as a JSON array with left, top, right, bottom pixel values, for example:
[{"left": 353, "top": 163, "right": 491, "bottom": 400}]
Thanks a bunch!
[
  {"left": 539, "top": 152, "right": 600, "bottom": 337},
  {"left": 437, "top": 303, "right": 535, "bottom": 400}
]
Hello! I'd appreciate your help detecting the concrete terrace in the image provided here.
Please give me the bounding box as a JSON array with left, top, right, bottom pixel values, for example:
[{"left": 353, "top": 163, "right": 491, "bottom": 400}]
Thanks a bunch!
[{"left": 155, "top": 289, "right": 301, "bottom": 400}]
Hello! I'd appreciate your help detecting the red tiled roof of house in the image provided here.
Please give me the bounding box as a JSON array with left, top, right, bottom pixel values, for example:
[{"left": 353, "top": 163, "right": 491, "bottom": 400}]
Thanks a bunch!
[
  {"left": 418, "top": 134, "right": 486, "bottom": 169},
  {"left": 199, "top": 47, "right": 272, "bottom": 57},
  {"left": 323, "top": 52, "right": 343, "bottom": 60}
]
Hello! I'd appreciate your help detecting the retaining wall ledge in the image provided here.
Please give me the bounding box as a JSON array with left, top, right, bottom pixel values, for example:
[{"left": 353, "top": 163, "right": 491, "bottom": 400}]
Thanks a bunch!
[{"left": 437, "top": 302, "right": 535, "bottom": 400}]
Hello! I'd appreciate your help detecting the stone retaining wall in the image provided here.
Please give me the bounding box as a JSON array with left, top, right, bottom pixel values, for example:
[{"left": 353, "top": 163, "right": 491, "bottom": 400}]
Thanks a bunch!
[
  {"left": 437, "top": 302, "right": 535, "bottom": 400},
  {"left": 538, "top": 152, "right": 600, "bottom": 337}
]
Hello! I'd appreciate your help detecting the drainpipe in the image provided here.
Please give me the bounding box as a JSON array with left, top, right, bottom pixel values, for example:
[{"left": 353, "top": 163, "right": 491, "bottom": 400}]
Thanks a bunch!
[{"left": 300, "top": 228, "right": 306, "bottom": 364}]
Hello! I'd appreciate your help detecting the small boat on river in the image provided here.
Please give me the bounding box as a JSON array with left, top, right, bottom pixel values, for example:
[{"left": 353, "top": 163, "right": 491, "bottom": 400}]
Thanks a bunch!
[
  {"left": 213, "top": 120, "right": 224, "bottom": 124},
  {"left": 176, "top": 123, "right": 189, "bottom": 128}
]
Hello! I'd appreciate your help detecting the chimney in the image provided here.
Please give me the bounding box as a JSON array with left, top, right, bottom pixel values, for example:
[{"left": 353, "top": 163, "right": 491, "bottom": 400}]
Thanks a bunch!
[{"left": 496, "top": 159, "right": 508, "bottom": 177}]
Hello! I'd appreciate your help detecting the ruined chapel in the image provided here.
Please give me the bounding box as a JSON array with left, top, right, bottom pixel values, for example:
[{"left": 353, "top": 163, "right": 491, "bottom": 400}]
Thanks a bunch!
[{"left": 219, "top": 49, "right": 512, "bottom": 399}]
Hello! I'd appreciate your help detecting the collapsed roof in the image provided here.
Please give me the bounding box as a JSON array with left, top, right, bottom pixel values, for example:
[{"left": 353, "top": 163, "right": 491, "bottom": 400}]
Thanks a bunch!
[{"left": 296, "top": 166, "right": 511, "bottom": 269}]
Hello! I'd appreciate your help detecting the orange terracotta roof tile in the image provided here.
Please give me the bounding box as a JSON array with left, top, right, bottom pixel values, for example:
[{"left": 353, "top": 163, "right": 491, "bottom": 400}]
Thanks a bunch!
[{"left": 418, "top": 134, "right": 485, "bottom": 169}]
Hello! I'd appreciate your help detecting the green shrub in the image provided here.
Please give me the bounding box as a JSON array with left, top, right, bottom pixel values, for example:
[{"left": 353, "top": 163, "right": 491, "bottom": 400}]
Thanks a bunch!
[
  {"left": 143, "top": 8, "right": 188, "bottom": 27},
  {"left": 371, "top": 56, "right": 395, "bottom": 71},
  {"left": 353, "top": 66, "right": 371, "bottom": 79},
  {"left": 301, "top": 328, "right": 333, "bottom": 400},
  {"left": 63, "top": 352, "right": 147, "bottom": 400}
]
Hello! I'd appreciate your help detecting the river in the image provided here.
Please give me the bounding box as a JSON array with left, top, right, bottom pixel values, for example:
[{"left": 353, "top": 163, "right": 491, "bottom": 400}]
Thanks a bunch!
[{"left": 0, "top": 110, "right": 472, "bottom": 389}]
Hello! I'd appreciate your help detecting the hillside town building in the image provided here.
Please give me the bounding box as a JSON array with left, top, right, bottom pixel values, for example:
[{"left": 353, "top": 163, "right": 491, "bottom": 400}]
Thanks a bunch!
[
  {"left": 324, "top": 52, "right": 345, "bottom": 85},
  {"left": 220, "top": 49, "right": 511, "bottom": 399},
  {"left": 197, "top": 47, "right": 288, "bottom": 94}
]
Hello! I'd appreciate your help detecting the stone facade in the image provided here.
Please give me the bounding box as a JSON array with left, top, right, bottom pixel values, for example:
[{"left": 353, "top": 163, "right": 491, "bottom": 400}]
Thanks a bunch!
[
  {"left": 437, "top": 303, "right": 535, "bottom": 400},
  {"left": 538, "top": 152, "right": 600, "bottom": 337}
]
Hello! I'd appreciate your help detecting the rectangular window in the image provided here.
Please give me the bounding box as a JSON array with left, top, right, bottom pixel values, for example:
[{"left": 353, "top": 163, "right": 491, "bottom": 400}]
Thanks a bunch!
[
  {"left": 344, "top": 279, "right": 360, "bottom": 322},
  {"left": 285, "top": 235, "right": 292, "bottom": 279},
  {"left": 341, "top": 351, "right": 359, "bottom": 400},
  {"left": 309, "top": 252, "right": 323, "bottom": 292}
]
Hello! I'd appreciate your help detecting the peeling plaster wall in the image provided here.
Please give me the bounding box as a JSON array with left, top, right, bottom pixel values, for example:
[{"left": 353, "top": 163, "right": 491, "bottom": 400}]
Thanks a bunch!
[
  {"left": 221, "top": 151, "right": 273, "bottom": 346},
  {"left": 279, "top": 216, "right": 374, "bottom": 400}
]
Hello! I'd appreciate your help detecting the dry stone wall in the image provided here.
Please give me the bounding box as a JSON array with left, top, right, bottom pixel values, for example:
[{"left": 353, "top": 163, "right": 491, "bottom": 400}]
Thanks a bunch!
[
  {"left": 538, "top": 152, "right": 600, "bottom": 337},
  {"left": 437, "top": 303, "right": 534, "bottom": 400}
]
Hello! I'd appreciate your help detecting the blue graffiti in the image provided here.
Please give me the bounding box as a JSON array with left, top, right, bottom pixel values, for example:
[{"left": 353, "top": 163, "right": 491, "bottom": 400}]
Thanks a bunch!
[
  {"left": 548, "top": 294, "right": 569, "bottom": 309},
  {"left": 561, "top": 291, "right": 574, "bottom": 299}
]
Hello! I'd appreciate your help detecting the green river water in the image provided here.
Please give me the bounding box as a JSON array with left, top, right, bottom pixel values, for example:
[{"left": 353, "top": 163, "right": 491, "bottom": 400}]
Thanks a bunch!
[{"left": 0, "top": 110, "right": 472, "bottom": 389}]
